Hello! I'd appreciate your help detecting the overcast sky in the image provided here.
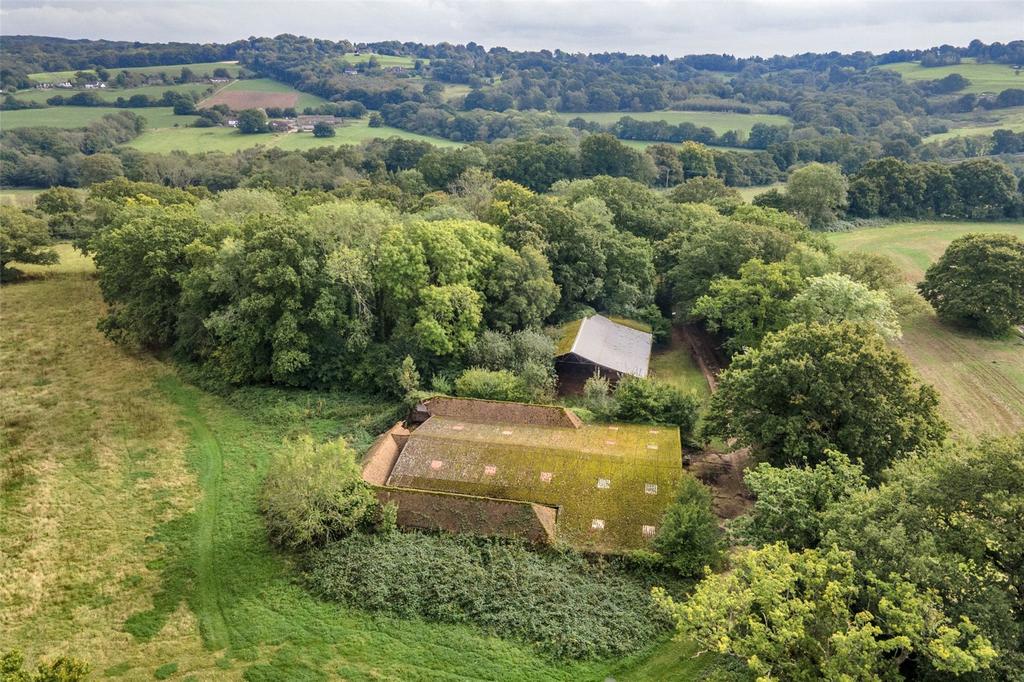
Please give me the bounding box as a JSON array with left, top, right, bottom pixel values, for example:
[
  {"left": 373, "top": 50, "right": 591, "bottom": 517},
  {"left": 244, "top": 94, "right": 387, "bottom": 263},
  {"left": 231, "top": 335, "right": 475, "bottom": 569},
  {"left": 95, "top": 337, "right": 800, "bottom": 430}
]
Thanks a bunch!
[{"left": 1, "top": 0, "right": 1021, "bottom": 58}]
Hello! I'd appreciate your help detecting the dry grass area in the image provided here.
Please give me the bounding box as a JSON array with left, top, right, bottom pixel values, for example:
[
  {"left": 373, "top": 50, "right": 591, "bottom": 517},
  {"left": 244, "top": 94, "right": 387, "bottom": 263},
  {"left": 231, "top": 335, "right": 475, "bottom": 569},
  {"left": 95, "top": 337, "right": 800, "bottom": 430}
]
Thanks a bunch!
[{"left": 0, "top": 247, "right": 212, "bottom": 675}]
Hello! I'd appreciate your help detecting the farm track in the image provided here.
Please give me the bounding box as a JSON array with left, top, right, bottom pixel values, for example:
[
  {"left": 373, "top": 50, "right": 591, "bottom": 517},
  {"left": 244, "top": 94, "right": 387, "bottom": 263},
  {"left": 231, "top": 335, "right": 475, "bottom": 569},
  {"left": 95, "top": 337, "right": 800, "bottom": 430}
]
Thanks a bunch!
[{"left": 161, "top": 378, "right": 231, "bottom": 651}]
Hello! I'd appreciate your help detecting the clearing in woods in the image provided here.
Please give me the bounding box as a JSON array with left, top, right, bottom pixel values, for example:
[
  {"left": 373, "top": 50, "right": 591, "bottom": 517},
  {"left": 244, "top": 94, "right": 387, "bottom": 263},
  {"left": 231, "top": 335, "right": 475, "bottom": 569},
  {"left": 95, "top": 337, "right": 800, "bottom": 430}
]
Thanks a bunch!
[
  {"left": 0, "top": 245, "right": 705, "bottom": 681},
  {"left": 829, "top": 221, "right": 1024, "bottom": 436}
]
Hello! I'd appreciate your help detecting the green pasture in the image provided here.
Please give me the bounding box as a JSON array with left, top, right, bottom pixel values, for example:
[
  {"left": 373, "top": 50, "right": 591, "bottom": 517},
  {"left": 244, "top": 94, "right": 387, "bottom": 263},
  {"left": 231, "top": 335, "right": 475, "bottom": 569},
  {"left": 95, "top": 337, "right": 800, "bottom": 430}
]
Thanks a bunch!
[
  {"left": 735, "top": 183, "right": 783, "bottom": 202},
  {"left": 334, "top": 52, "right": 424, "bottom": 67},
  {"left": 13, "top": 81, "right": 216, "bottom": 105},
  {"left": 389, "top": 417, "right": 683, "bottom": 551},
  {"left": 1, "top": 106, "right": 194, "bottom": 130},
  {"left": 879, "top": 58, "right": 1024, "bottom": 94},
  {"left": 557, "top": 110, "right": 790, "bottom": 135},
  {"left": 0, "top": 248, "right": 710, "bottom": 680},
  {"left": 28, "top": 60, "right": 243, "bottom": 83},
  {"left": 648, "top": 338, "right": 711, "bottom": 399},
  {"left": 926, "top": 106, "right": 1024, "bottom": 142},
  {"left": 829, "top": 221, "right": 1024, "bottom": 436},
  {"left": 126, "top": 118, "right": 458, "bottom": 154}
]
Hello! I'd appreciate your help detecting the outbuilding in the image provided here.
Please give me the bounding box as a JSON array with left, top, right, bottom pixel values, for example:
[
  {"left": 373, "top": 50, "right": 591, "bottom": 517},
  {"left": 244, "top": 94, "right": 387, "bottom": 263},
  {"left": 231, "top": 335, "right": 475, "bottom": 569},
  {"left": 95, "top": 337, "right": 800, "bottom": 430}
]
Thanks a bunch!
[{"left": 555, "top": 314, "right": 652, "bottom": 392}]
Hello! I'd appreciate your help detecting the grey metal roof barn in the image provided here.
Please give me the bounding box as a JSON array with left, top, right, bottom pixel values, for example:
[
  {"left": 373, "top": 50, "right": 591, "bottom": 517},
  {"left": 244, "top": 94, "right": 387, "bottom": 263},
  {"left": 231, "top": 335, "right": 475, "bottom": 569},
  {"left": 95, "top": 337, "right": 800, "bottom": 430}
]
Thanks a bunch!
[{"left": 556, "top": 315, "right": 652, "bottom": 378}]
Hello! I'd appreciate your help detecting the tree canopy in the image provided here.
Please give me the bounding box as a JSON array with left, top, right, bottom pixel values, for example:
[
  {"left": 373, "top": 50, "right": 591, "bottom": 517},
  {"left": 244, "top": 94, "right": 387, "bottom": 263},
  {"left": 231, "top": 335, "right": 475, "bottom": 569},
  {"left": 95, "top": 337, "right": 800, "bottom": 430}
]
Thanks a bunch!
[{"left": 704, "top": 321, "right": 947, "bottom": 477}]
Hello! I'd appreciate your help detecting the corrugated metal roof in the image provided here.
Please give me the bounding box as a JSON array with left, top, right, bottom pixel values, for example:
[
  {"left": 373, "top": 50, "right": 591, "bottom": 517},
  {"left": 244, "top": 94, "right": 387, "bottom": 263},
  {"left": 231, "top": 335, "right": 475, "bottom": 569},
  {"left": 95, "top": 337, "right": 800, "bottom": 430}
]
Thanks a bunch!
[{"left": 559, "top": 315, "right": 652, "bottom": 377}]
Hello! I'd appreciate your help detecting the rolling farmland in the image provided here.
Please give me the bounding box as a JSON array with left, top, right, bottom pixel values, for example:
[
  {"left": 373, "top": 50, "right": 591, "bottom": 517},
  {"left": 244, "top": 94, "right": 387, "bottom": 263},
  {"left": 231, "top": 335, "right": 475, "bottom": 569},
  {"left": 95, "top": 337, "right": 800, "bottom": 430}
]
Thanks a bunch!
[
  {"left": 126, "top": 117, "right": 460, "bottom": 154},
  {"left": 198, "top": 78, "right": 327, "bottom": 111},
  {"left": 829, "top": 222, "right": 1024, "bottom": 436},
  {"left": 27, "top": 61, "right": 243, "bottom": 83},
  {"left": 1, "top": 106, "right": 194, "bottom": 129},
  {"left": 878, "top": 58, "right": 1024, "bottom": 94},
  {"left": 12, "top": 81, "right": 217, "bottom": 105}
]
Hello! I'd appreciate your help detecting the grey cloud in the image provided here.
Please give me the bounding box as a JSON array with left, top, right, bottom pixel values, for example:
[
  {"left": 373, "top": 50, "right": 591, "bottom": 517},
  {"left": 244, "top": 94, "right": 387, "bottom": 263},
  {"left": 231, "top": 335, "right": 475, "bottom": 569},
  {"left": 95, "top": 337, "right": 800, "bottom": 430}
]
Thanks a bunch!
[{"left": 0, "top": 0, "right": 1020, "bottom": 57}]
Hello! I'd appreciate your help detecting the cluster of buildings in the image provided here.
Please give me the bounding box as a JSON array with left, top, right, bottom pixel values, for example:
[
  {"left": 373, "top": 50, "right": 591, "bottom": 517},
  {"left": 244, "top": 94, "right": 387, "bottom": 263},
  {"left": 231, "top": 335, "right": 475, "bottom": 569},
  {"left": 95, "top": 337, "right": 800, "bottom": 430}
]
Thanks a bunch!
[{"left": 361, "top": 316, "right": 676, "bottom": 553}]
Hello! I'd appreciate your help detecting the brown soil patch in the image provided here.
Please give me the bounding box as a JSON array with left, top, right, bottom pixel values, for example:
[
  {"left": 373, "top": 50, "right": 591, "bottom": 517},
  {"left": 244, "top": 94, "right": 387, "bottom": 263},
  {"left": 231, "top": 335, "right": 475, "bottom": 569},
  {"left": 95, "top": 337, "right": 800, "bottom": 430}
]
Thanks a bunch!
[
  {"left": 687, "top": 447, "right": 752, "bottom": 519},
  {"left": 200, "top": 90, "right": 298, "bottom": 110}
]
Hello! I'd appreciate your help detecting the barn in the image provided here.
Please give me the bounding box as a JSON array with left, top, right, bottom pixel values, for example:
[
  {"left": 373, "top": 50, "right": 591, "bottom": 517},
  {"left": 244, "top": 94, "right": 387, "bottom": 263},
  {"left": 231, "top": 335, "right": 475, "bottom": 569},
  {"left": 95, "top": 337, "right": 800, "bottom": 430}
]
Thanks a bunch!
[
  {"left": 555, "top": 315, "right": 652, "bottom": 393},
  {"left": 361, "top": 396, "right": 683, "bottom": 552}
]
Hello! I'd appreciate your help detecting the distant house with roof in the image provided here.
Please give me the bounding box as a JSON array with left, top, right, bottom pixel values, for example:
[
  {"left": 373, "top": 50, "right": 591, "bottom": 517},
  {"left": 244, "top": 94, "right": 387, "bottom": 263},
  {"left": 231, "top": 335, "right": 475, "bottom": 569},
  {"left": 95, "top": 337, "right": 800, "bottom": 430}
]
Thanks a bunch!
[
  {"left": 361, "top": 396, "right": 683, "bottom": 552},
  {"left": 554, "top": 315, "right": 652, "bottom": 392}
]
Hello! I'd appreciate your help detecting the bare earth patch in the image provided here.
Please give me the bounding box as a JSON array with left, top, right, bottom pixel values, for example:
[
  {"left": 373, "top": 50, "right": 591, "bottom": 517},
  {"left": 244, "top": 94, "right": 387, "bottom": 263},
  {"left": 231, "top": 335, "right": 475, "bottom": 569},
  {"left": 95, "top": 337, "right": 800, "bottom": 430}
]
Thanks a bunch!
[{"left": 200, "top": 90, "right": 298, "bottom": 110}]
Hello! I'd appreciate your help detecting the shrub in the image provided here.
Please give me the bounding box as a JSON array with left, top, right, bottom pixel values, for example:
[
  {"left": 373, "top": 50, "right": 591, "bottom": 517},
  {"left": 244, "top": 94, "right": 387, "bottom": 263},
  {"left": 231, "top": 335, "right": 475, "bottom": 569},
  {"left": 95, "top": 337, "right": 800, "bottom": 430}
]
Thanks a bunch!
[
  {"left": 1, "top": 650, "right": 90, "bottom": 682},
  {"left": 260, "top": 436, "right": 379, "bottom": 549},
  {"left": 652, "top": 476, "right": 721, "bottom": 577},
  {"left": 612, "top": 376, "right": 700, "bottom": 439},
  {"left": 453, "top": 367, "right": 529, "bottom": 402},
  {"left": 306, "top": 533, "right": 672, "bottom": 659},
  {"left": 583, "top": 371, "right": 614, "bottom": 417}
]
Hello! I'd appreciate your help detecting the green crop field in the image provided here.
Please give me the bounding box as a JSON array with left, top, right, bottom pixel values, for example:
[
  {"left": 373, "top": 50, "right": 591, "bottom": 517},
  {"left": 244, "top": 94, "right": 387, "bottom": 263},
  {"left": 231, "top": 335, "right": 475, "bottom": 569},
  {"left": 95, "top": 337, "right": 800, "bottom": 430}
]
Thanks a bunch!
[
  {"left": 1, "top": 106, "right": 194, "bottom": 130},
  {"left": 879, "top": 58, "right": 1024, "bottom": 94},
  {"left": 556, "top": 110, "right": 790, "bottom": 135},
  {"left": 735, "top": 183, "right": 783, "bottom": 202},
  {"left": 28, "top": 61, "right": 243, "bottom": 83},
  {"left": 0, "top": 246, "right": 707, "bottom": 680},
  {"left": 829, "top": 222, "right": 1024, "bottom": 436},
  {"left": 13, "top": 81, "right": 217, "bottom": 105},
  {"left": 126, "top": 117, "right": 460, "bottom": 154}
]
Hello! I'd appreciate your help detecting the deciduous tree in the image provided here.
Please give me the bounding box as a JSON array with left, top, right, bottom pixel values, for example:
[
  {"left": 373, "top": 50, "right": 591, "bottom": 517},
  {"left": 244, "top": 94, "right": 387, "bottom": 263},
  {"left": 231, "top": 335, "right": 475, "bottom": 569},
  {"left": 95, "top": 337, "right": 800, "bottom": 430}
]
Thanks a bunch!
[
  {"left": 704, "top": 322, "right": 947, "bottom": 477},
  {"left": 918, "top": 232, "right": 1024, "bottom": 336}
]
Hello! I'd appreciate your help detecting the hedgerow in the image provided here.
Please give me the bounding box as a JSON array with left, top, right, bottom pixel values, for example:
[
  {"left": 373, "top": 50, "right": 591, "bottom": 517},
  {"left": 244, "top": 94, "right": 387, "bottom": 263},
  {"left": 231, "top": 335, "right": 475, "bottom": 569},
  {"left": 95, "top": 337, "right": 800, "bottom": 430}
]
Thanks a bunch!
[{"left": 305, "top": 532, "right": 673, "bottom": 659}]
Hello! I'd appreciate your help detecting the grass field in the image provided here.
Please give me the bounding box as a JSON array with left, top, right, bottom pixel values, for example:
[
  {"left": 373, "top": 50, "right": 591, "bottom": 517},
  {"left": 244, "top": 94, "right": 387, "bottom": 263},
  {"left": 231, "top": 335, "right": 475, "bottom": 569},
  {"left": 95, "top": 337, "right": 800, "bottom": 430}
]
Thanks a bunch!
[
  {"left": 199, "top": 78, "right": 327, "bottom": 111},
  {"left": 13, "top": 82, "right": 216, "bottom": 105},
  {"left": 649, "top": 338, "right": 712, "bottom": 399},
  {"left": 334, "top": 52, "right": 423, "bottom": 67},
  {"left": 879, "top": 58, "right": 1024, "bottom": 94},
  {"left": 735, "top": 183, "right": 783, "bottom": 202},
  {"left": 926, "top": 106, "right": 1024, "bottom": 142},
  {"left": 28, "top": 61, "right": 243, "bottom": 83},
  {"left": 556, "top": 110, "right": 790, "bottom": 135},
  {"left": 1, "top": 246, "right": 708, "bottom": 680},
  {"left": 127, "top": 117, "right": 460, "bottom": 154},
  {"left": 829, "top": 222, "right": 1024, "bottom": 436},
  {"left": 1, "top": 106, "right": 194, "bottom": 130}
]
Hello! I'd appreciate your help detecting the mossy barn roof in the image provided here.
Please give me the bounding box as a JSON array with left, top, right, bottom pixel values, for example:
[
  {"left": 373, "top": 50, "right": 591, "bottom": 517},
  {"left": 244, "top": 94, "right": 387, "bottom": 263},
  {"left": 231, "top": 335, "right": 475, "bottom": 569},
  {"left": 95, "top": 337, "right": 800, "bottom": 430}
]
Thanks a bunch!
[{"left": 387, "top": 414, "right": 683, "bottom": 552}]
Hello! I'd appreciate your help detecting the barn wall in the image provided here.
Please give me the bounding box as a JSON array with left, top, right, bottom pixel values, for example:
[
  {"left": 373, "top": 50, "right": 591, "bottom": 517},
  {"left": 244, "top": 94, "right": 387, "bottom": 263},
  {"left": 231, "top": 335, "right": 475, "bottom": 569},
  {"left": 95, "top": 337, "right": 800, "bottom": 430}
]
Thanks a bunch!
[{"left": 376, "top": 487, "right": 557, "bottom": 544}]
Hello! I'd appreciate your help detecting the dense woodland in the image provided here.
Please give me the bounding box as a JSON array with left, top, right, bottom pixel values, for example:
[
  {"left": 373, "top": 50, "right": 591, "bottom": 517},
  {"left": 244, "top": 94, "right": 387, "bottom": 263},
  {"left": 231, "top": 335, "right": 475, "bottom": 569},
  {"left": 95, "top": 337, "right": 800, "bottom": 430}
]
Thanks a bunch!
[{"left": 2, "top": 33, "right": 1024, "bottom": 682}]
